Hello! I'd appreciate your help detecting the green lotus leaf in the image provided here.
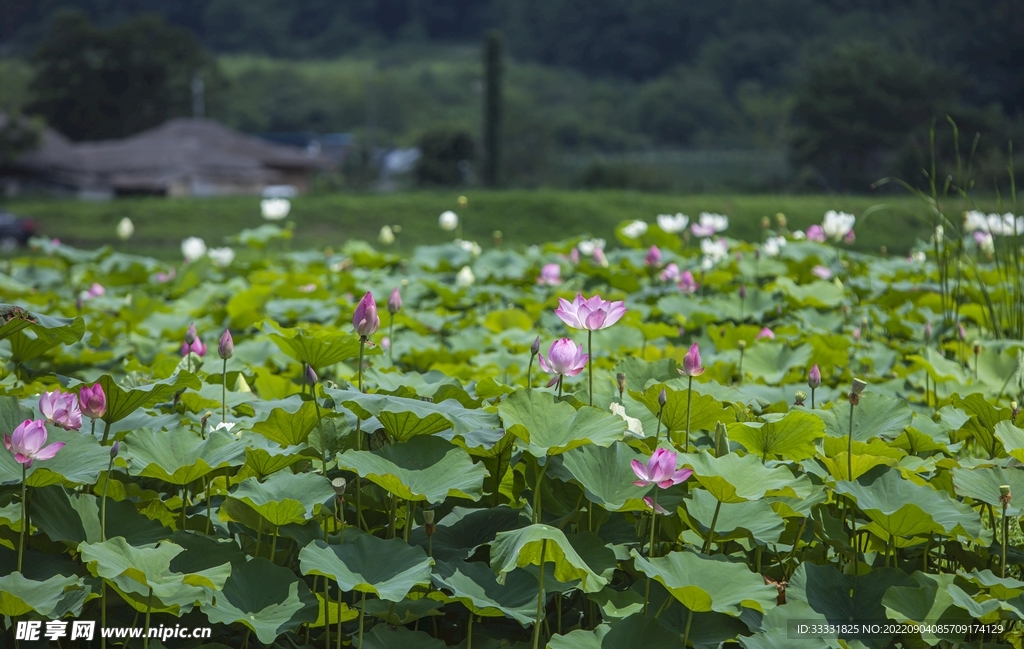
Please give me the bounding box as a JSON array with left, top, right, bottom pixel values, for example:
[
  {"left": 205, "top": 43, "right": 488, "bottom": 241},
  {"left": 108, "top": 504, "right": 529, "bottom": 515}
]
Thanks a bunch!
[
  {"left": 336, "top": 435, "right": 487, "bottom": 503},
  {"left": 729, "top": 411, "right": 825, "bottom": 461},
  {"left": 959, "top": 569, "right": 1024, "bottom": 600},
  {"left": 549, "top": 615, "right": 683, "bottom": 649},
  {"left": 94, "top": 372, "right": 202, "bottom": 426},
  {"left": 0, "top": 304, "right": 84, "bottom": 344},
  {"left": 364, "top": 597, "right": 442, "bottom": 625},
  {"left": 818, "top": 452, "right": 897, "bottom": 481},
  {"left": 821, "top": 392, "right": 913, "bottom": 443},
  {"left": 126, "top": 428, "right": 246, "bottom": 485},
  {"left": 299, "top": 535, "right": 432, "bottom": 601},
  {"left": 408, "top": 506, "right": 525, "bottom": 562},
  {"left": 882, "top": 571, "right": 973, "bottom": 644},
  {"left": 836, "top": 468, "right": 984, "bottom": 542},
  {"left": 739, "top": 342, "right": 813, "bottom": 384},
  {"left": 0, "top": 424, "right": 111, "bottom": 488},
  {"left": 430, "top": 559, "right": 538, "bottom": 624},
  {"left": 788, "top": 563, "right": 914, "bottom": 649},
  {"left": 326, "top": 388, "right": 500, "bottom": 440},
  {"left": 483, "top": 308, "right": 534, "bottom": 333},
  {"left": 680, "top": 488, "right": 786, "bottom": 544},
  {"left": 250, "top": 399, "right": 320, "bottom": 446},
  {"left": 358, "top": 626, "right": 447, "bottom": 649},
  {"left": 202, "top": 557, "right": 318, "bottom": 644},
  {"left": 613, "top": 357, "right": 679, "bottom": 392},
  {"left": 29, "top": 485, "right": 172, "bottom": 546},
  {"left": 949, "top": 393, "right": 1010, "bottom": 457},
  {"left": 0, "top": 573, "right": 89, "bottom": 618},
  {"left": 994, "top": 420, "right": 1024, "bottom": 463},
  {"left": 952, "top": 465, "right": 1024, "bottom": 517},
  {"left": 553, "top": 442, "right": 651, "bottom": 511},
  {"left": 907, "top": 348, "right": 970, "bottom": 384},
  {"left": 489, "top": 523, "right": 607, "bottom": 593},
  {"left": 8, "top": 328, "right": 66, "bottom": 364},
  {"left": 770, "top": 277, "right": 845, "bottom": 308},
  {"left": 223, "top": 471, "right": 334, "bottom": 528},
  {"left": 261, "top": 320, "right": 366, "bottom": 368},
  {"left": 630, "top": 549, "right": 777, "bottom": 615},
  {"left": 630, "top": 384, "right": 735, "bottom": 439},
  {"left": 738, "top": 599, "right": 839, "bottom": 649},
  {"left": 498, "top": 389, "right": 626, "bottom": 457},
  {"left": 239, "top": 436, "right": 317, "bottom": 479},
  {"left": 680, "top": 451, "right": 803, "bottom": 503}
]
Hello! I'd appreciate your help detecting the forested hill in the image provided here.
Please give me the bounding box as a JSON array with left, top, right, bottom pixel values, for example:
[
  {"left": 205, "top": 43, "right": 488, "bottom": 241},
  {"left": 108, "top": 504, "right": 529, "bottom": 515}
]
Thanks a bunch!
[{"left": 2, "top": 0, "right": 1021, "bottom": 113}]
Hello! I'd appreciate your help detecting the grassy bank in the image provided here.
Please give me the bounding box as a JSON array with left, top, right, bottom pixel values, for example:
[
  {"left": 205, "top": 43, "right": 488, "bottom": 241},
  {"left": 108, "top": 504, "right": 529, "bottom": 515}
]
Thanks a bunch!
[{"left": 4, "top": 190, "right": 985, "bottom": 260}]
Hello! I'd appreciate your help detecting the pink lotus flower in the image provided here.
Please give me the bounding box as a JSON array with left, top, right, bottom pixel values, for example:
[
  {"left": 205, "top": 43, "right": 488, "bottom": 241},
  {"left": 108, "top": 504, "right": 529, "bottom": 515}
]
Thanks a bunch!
[
  {"left": 645, "top": 246, "right": 661, "bottom": 266},
  {"left": 78, "top": 384, "right": 106, "bottom": 420},
  {"left": 570, "top": 248, "right": 580, "bottom": 264},
  {"left": 678, "top": 271, "right": 698, "bottom": 294},
  {"left": 4, "top": 419, "right": 64, "bottom": 467},
  {"left": 631, "top": 448, "right": 692, "bottom": 488},
  {"left": 843, "top": 230, "right": 856, "bottom": 244},
  {"left": 811, "top": 265, "right": 832, "bottom": 280},
  {"left": 381, "top": 336, "right": 390, "bottom": 351},
  {"left": 181, "top": 337, "right": 207, "bottom": 357},
  {"left": 387, "top": 287, "right": 402, "bottom": 314},
  {"left": 555, "top": 295, "right": 627, "bottom": 331},
  {"left": 538, "top": 339, "right": 588, "bottom": 385},
  {"left": 691, "top": 223, "right": 716, "bottom": 237},
  {"left": 756, "top": 327, "right": 774, "bottom": 340},
  {"left": 808, "top": 365, "right": 821, "bottom": 389},
  {"left": 537, "top": 263, "right": 562, "bottom": 286},
  {"left": 660, "top": 263, "right": 680, "bottom": 282},
  {"left": 806, "top": 225, "right": 827, "bottom": 242},
  {"left": 81, "top": 283, "right": 105, "bottom": 300},
  {"left": 682, "top": 343, "right": 704, "bottom": 377},
  {"left": 353, "top": 292, "right": 380, "bottom": 337},
  {"left": 593, "top": 247, "right": 608, "bottom": 267},
  {"left": 38, "top": 391, "right": 82, "bottom": 431},
  {"left": 154, "top": 268, "right": 176, "bottom": 283}
]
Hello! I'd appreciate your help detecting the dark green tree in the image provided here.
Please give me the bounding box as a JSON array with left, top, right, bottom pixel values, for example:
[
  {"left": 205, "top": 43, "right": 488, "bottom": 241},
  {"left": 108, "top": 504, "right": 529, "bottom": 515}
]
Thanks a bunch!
[
  {"left": 28, "top": 11, "right": 221, "bottom": 141},
  {"left": 482, "top": 30, "right": 504, "bottom": 187},
  {"left": 0, "top": 112, "right": 41, "bottom": 163},
  {"left": 789, "top": 43, "right": 958, "bottom": 191},
  {"left": 415, "top": 128, "right": 475, "bottom": 186}
]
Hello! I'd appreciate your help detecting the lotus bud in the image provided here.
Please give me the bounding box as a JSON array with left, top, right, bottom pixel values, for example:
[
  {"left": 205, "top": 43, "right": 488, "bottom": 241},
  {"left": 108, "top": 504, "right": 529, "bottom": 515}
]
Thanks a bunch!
[
  {"left": 658, "top": 388, "right": 667, "bottom": 408},
  {"left": 739, "top": 284, "right": 747, "bottom": 299},
  {"left": 681, "top": 343, "right": 704, "bottom": 377},
  {"left": 185, "top": 322, "right": 198, "bottom": 345},
  {"left": 761, "top": 216, "right": 771, "bottom": 229},
  {"left": 1000, "top": 485, "right": 1012, "bottom": 508},
  {"left": 531, "top": 336, "right": 541, "bottom": 357},
  {"left": 794, "top": 390, "right": 807, "bottom": 406},
  {"left": 880, "top": 245, "right": 888, "bottom": 257},
  {"left": 423, "top": 509, "right": 436, "bottom": 536},
  {"left": 958, "top": 321, "right": 967, "bottom": 340},
  {"left": 305, "top": 365, "right": 318, "bottom": 386},
  {"left": 493, "top": 230, "right": 503, "bottom": 246},
  {"left": 458, "top": 196, "right": 468, "bottom": 208},
  {"left": 849, "top": 378, "right": 867, "bottom": 405},
  {"left": 1013, "top": 401, "right": 1019, "bottom": 419},
  {"left": 737, "top": 339, "right": 747, "bottom": 350},
  {"left": 924, "top": 321, "right": 932, "bottom": 340},
  {"left": 616, "top": 372, "right": 626, "bottom": 399},
  {"left": 110, "top": 441, "right": 120, "bottom": 459},
  {"left": 353, "top": 292, "right": 380, "bottom": 337},
  {"left": 775, "top": 213, "right": 787, "bottom": 229},
  {"left": 332, "top": 477, "right": 347, "bottom": 497},
  {"left": 808, "top": 364, "right": 821, "bottom": 389},
  {"left": 973, "top": 341, "right": 981, "bottom": 356},
  {"left": 387, "top": 287, "right": 402, "bottom": 315},
  {"left": 218, "top": 329, "right": 234, "bottom": 360},
  {"left": 714, "top": 422, "right": 729, "bottom": 457}
]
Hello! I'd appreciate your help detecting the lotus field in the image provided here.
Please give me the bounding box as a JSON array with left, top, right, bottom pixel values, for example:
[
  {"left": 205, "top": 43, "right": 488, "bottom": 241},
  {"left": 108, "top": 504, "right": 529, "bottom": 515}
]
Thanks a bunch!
[{"left": 4, "top": 206, "right": 1024, "bottom": 649}]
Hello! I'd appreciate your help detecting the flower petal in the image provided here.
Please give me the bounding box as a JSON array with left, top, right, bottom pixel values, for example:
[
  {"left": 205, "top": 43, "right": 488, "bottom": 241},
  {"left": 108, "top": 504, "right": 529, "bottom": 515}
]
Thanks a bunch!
[
  {"left": 631, "top": 458, "right": 650, "bottom": 482},
  {"left": 33, "top": 441, "right": 65, "bottom": 461}
]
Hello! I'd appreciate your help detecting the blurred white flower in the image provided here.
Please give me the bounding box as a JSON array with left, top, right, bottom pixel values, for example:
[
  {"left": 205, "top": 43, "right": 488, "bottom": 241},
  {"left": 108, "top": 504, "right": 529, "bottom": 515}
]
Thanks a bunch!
[
  {"left": 987, "top": 213, "right": 1024, "bottom": 236},
  {"left": 261, "top": 198, "right": 291, "bottom": 221},
  {"left": 791, "top": 230, "right": 806, "bottom": 240},
  {"left": 576, "top": 238, "right": 606, "bottom": 255},
  {"left": 455, "top": 239, "right": 482, "bottom": 257},
  {"left": 822, "top": 210, "right": 856, "bottom": 241},
  {"left": 700, "top": 237, "right": 728, "bottom": 268},
  {"left": 610, "top": 402, "right": 644, "bottom": 437},
  {"left": 762, "top": 236, "right": 786, "bottom": 257},
  {"left": 691, "top": 212, "right": 729, "bottom": 237},
  {"left": 181, "top": 237, "right": 207, "bottom": 262},
  {"left": 439, "top": 210, "right": 459, "bottom": 231},
  {"left": 621, "top": 220, "right": 648, "bottom": 239},
  {"left": 974, "top": 230, "right": 995, "bottom": 254},
  {"left": 207, "top": 247, "right": 235, "bottom": 267},
  {"left": 934, "top": 225, "right": 944, "bottom": 240},
  {"left": 910, "top": 251, "right": 927, "bottom": 264},
  {"left": 297, "top": 283, "right": 317, "bottom": 293},
  {"left": 456, "top": 265, "right": 475, "bottom": 287},
  {"left": 116, "top": 217, "right": 134, "bottom": 241},
  {"left": 811, "top": 265, "right": 833, "bottom": 280},
  {"left": 379, "top": 225, "right": 395, "bottom": 245},
  {"left": 656, "top": 213, "right": 689, "bottom": 233}
]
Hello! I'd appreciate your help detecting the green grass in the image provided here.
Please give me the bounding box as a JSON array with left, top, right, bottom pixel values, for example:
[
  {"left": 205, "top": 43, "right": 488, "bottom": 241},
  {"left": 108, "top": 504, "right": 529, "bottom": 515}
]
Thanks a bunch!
[{"left": 4, "top": 190, "right": 989, "bottom": 260}]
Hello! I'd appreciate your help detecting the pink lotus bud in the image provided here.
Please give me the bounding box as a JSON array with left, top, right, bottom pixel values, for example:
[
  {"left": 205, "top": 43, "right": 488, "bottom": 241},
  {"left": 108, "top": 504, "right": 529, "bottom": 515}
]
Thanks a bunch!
[
  {"left": 645, "top": 246, "right": 662, "bottom": 266},
  {"left": 570, "top": 247, "right": 580, "bottom": 264},
  {"left": 924, "top": 321, "right": 932, "bottom": 340},
  {"left": 658, "top": 388, "right": 667, "bottom": 407},
  {"left": 218, "top": 329, "right": 234, "bottom": 360},
  {"left": 79, "top": 384, "right": 106, "bottom": 420},
  {"left": 353, "top": 292, "right": 380, "bottom": 337},
  {"left": 852, "top": 327, "right": 861, "bottom": 341},
  {"left": 530, "top": 336, "right": 541, "bottom": 356},
  {"left": 843, "top": 230, "right": 856, "bottom": 244},
  {"left": 808, "top": 365, "right": 821, "bottom": 389},
  {"left": 387, "top": 287, "right": 402, "bottom": 315},
  {"left": 185, "top": 323, "right": 198, "bottom": 345},
  {"left": 739, "top": 284, "right": 747, "bottom": 299},
  {"left": 110, "top": 441, "right": 120, "bottom": 458},
  {"left": 756, "top": 327, "right": 774, "bottom": 340},
  {"left": 682, "top": 343, "right": 704, "bottom": 377},
  {"left": 958, "top": 321, "right": 967, "bottom": 340},
  {"left": 806, "top": 225, "right": 826, "bottom": 242},
  {"left": 678, "top": 271, "right": 698, "bottom": 294},
  {"left": 305, "top": 365, "right": 318, "bottom": 386}
]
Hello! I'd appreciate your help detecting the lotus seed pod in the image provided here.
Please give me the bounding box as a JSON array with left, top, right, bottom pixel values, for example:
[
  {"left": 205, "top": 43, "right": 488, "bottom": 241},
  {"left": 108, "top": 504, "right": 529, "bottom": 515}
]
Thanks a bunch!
[{"left": 332, "top": 477, "right": 347, "bottom": 497}]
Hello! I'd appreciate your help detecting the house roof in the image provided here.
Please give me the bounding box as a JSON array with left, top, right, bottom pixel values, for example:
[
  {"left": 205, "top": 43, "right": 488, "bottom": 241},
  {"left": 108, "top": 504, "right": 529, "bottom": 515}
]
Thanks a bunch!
[{"left": 14, "top": 118, "right": 331, "bottom": 191}]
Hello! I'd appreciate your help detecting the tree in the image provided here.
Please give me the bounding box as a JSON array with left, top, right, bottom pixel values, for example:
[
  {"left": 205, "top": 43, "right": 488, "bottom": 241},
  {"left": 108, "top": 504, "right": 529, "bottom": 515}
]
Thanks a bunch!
[
  {"left": 789, "top": 43, "right": 958, "bottom": 191},
  {"left": 0, "top": 112, "right": 41, "bottom": 164},
  {"left": 28, "top": 11, "right": 221, "bottom": 141},
  {"left": 482, "top": 30, "right": 504, "bottom": 187},
  {"left": 415, "top": 129, "right": 475, "bottom": 186}
]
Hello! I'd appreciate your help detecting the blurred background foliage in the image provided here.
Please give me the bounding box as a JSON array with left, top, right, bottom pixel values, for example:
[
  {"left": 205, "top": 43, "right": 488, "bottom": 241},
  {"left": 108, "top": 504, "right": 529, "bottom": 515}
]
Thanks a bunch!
[{"left": 0, "top": 0, "right": 1022, "bottom": 192}]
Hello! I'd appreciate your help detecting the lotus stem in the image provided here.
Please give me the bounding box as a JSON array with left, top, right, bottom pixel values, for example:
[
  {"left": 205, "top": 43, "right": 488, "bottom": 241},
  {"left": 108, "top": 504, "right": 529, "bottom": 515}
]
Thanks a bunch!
[
  {"left": 270, "top": 528, "right": 279, "bottom": 563},
  {"left": 101, "top": 420, "right": 111, "bottom": 445},
  {"left": 101, "top": 456, "right": 113, "bottom": 542},
  {"left": 655, "top": 406, "right": 664, "bottom": 443},
  {"left": 18, "top": 463, "right": 26, "bottom": 572},
  {"left": 405, "top": 500, "right": 416, "bottom": 543},
  {"left": 467, "top": 612, "right": 473, "bottom": 649},
  {"left": 532, "top": 539, "right": 547, "bottom": 649},
  {"left": 358, "top": 591, "right": 366, "bottom": 649},
  {"left": 389, "top": 313, "right": 395, "bottom": 364},
  {"left": 533, "top": 460, "right": 550, "bottom": 524},
  {"left": 325, "top": 579, "right": 331, "bottom": 649},
  {"left": 587, "top": 329, "right": 593, "bottom": 407},
  {"left": 336, "top": 586, "right": 343, "bottom": 649},
  {"left": 143, "top": 587, "right": 153, "bottom": 649},
  {"left": 222, "top": 358, "right": 228, "bottom": 422},
  {"left": 642, "top": 489, "right": 660, "bottom": 615},
  {"left": 312, "top": 389, "right": 327, "bottom": 476},
  {"left": 701, "top": 500, "right": 722, "bottom": 555},
  {"left": 557, "top": 375, "right": 563, "bottom": 399},
  {"left": 684, "top": 376, "right": 693, "bottom": 452},
  {"left": 682, "top": 607, "right": 694, "bottom": 648},
  {"left": 205, "top": 478, "right": 211, "bottom": 535},
  {"left": 811, "top": 386, "right": 816, "bottom": 409},
  {"left": 527, "top": 354, "right": 534, "bottom": 388}
]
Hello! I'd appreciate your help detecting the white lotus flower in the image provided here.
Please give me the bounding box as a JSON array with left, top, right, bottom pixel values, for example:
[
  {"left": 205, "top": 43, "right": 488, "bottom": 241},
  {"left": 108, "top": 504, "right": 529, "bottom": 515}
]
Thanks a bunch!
[
  {"left": 986, "top": 212, "right": 1024, "bottom": 236},
  {"left": 934, "top": 225, "right": 944, "bottom": 241},
  {"left": 792, "top": 230, "right": 806, "bottom": 240},
  {"left": 379, "top": 225, "right": 395, "bottom": 245},
  {"left": 698, "top": 212, "right": 729, "bottom": 233},
  {"left": 974, "top": 231, "right": 995, "bottom": 254},
  {"left": 455, "top": 265, "right": 475, "bottom": 287},
  {"left": 656, "top": 213, "right": 689, "bottom": 233},
  {"left": 621, "top": 220, "right": 648, "bottom": 239},
  {"left": 261, "top": 198, "right": 291, "bottom": 220},
  {"left": 455, "top": 239, "right": 482, "bottom": 257},
  {"left": 207, "top": 247, "right": 235, "bottom": 267},
  {"left": 181, "top": 237, "right": 207, "bottom": 262},
  {"left": 576, "top": 238, "right": 606, "bottom": 256},
  {"left": 762, "top": 236, "right": 786, "bottom": 257},
  {"left": 822, "top": 210, "right": 855, "bottom": 241},
  {"left": 910, "top": 251, "right": 926, "bottom": 264},
  {"left": 116, "top": 217, "right": 134, "bottom": 241},
  {"left": 439, "top": 211, "right": 459, "bottom": 231},
  {"left": 700, "top": 237, "right": 729, "bottom": 269},
  {"left": 610, "top": 402, "right": 644, "bottom": 438}
]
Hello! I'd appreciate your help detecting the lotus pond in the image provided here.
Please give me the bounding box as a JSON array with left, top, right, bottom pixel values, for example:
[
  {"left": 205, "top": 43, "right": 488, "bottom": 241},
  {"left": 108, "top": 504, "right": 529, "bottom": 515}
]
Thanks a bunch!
[{"left": 2, "top": 211, "right": 1024, "bottom": 649}]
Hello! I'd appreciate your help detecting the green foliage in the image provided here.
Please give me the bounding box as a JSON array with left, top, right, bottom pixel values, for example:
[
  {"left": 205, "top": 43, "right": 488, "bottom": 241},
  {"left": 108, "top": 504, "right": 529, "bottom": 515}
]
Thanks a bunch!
[{"left": 416, "top": 128, "right": 476, "bottom": 186}]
